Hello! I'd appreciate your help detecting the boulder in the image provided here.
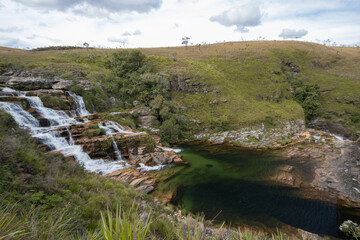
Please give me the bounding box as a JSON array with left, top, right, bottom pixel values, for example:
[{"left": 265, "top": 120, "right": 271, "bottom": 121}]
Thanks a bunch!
[{"left": 151, "top": 152, "right": 170, "bottom": 165}]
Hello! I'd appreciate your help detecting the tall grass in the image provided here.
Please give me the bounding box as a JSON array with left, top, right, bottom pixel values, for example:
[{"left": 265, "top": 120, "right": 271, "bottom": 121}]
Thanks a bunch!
[
  {"left": 89, "top": 205, "right": 152, "bottom": 240},
  {"left": 176, "top": 215, "right": 224, "bottom": 240},
  {"left": 0, "top": 204, "right": 24, "bottom": 240},
  {"left": 0, "top": 204, "right": 80, "bottom": 240}
]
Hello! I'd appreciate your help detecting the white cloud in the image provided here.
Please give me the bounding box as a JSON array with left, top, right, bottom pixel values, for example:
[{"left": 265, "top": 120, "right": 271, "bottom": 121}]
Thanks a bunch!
[
  {"left": 279, "top": 29, "right": 308, "bottom": 39},
  {"left": 122, "top": 30, "right": 142, "bottom": 37},
  {"left": 0, "top": 0, "right": 360, "bottom": 49},
  {"left": 13, "top": 0, "right": 163, "bottom": 14},
  {"left": 122, "top": 31, "right": 132, "bottom": 36},
  {"left": 0, "top": 37, "right": 27, "bottom": 49},
  {"left": 210, "top": 4, "right": 262, "bottom": 33},
  {"left": 0, "top": 26, "right": 22, "bottom": 32},
  {"left": 107, "top": 37, "right": 128, "bottom": 43},
  {"left": 133, "top": 29, "right": 142, "bottom": 35}
]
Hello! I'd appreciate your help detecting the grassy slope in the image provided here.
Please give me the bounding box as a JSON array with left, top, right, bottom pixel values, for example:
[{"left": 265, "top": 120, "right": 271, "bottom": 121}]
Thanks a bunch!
[
  {"left": 1, "top": 41, "right": 360, "bottom": 135},
  {"left": 142, "top": 41, "right": 360, "bottom": 133}
]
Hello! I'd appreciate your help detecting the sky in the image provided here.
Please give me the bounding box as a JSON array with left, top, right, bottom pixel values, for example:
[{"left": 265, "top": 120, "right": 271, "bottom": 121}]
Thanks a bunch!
[{"left": 0, "top": 0, "right": 359, "bottom": 49}]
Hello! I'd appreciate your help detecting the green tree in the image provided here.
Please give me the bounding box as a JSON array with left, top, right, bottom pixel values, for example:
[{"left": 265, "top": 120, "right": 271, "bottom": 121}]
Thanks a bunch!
[
  {"left": 160, "top": 118, "right": 181, "bottom": 144},
  {"left": 106, "top": 50, "right": 146, "bottom": 78}
]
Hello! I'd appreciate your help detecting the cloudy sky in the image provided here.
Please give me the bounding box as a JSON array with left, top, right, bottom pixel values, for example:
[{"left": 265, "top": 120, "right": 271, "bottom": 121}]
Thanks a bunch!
[{"left": 0, "top": 0, "right": 359, "bottom": 49}]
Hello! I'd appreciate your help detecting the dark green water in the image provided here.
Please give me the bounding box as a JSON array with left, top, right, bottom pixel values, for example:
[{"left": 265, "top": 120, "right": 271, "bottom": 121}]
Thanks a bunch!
[{"left": 157, "top": 143, "right": 360, "bottom": 238}]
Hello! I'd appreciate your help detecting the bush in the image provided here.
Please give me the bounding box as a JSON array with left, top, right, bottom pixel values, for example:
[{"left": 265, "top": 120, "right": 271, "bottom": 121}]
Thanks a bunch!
[
  {"left": 40, "top": 95, "right": 71, "bottom": 110},
  {"left": 69, "top": 84, "right": 85, "bottom": 95},
  {"left": 160, "top": 118, "right": 181, "bottom": 144},
  {"left": 351, "top": 112, "right": 360, "bottom": 123},
  {"left": 87, "top": 128, "right": 106, "bottom": 138},
  {"left": 210, "top": 115, "right": 230, "bottom": 131},
  {"left": 106, "top": 50, "right": 146, "bottom": 78},
  {"left": 339, "top": 220, "right": 360, "bottom": 239},
  {"left": 265, "top": 116, "right": 276, "bottom": 126},
  {"left": 288, "top": 77, "right": 321, "bottom": 122}
]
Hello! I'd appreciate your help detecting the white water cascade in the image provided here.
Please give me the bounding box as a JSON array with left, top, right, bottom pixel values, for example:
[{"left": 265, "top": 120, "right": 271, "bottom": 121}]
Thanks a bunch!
[
  {"left": 67, "top": 91, "right": 90, "bottom": 116},
  {"left": 0, "top": 88, "right": 126, "bottom": 175},
  {"left": 99, "top": 121, "right": 142, "bottom": 135},
  {"left": 67, "top": 126, "right": 74, "bottom": 145},
  {"left": 26, "top": 96, "right": 78, "bottom": 127},
  {"left": 2, "top": 87, "right": 17, "bottom": 92},
  {"left": 157, "top": 146, "right": 182, "bottom": 153},
  {"left": 98, "top": 121, "right": 131, "bottom": 165}
]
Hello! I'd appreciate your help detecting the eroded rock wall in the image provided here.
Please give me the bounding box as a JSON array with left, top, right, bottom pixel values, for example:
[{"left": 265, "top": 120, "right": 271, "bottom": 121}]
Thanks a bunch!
[{"left": 195, "top": 119, "right": 305, "bottom": 148}]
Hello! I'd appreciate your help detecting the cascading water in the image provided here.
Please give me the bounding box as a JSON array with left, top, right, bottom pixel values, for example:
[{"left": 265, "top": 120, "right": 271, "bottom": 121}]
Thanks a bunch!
[
  {"left": 157, "top": 146, "right": 182, "bottom": 153},
  {"left": 2, "top": 87, "right": 17, "bottom": 92},
  {"left": 99, "top": 121, "right": 141, "bottom": 135},
  {"left": 98, "top": 122, "right": 130, "bottom": 166},
  {"left": 0, "top": 88, "right": 126, "bottom": 175},
  {"left": 0, "top": 102, "right": 41, "bottom": 133},
  {"left": 26, "top": 96, "right": 78, "bottom": 127},
  {"left": 67, "top": 91, "right": 90, "bottom": 116},
  {"left": 67, "top": 126, "right": 74, "bottom": 145}
]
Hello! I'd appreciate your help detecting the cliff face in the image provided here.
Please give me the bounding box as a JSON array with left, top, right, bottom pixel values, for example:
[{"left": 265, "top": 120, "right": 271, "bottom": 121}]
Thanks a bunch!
[
  {"left": 278, "top": 130, "right": 360, "bottom": 208},
  {"left": 195, "top": 120, "right": 305, "bottom": 148}
]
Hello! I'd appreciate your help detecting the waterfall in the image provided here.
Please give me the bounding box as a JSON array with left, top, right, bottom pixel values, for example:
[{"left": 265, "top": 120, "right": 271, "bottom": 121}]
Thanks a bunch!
[
  {"left": 0, "top": 91, "right": 126, "bottom": 175},
  {"left": 137, "top": 163, "right": 166, "bottom": 171},
  {"left": 99, "top": 121, "right": 143, "bottom": 135},
  {"left": 2, "top": 87, "right": 17, "bottom": 92},
  {"left": 67, "top": 126, "right": 74, "bottom": 145},
  {"left": 98, "top": 122, "right": 128, "bottom": 163},
  {"left": 157, "top": 146, "right": 182, "bottom": 153},
  {"left": 1, "top": 87, "right": 25, "bottom": 97},
  {"left": 26, "top": 96, "right": 78, "bottom": 127},
  {"left": 0, "top": 102, "right": 41, "bottom": 133},
  {"left": 67, "top": 91, "right": 90, "bottom": 117},
  {"left": 112, "top": 139, "right": 122, "bottom": 161}
]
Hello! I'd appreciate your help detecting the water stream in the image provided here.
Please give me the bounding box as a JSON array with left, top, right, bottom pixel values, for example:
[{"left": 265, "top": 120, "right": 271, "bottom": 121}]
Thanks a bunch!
[{"left": 0, "top": 88, "right": 126, "bottom": 175}]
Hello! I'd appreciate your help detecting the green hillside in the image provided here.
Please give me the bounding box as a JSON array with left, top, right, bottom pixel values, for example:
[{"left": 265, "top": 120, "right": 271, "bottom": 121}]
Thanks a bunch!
[{"left": 1, "top": 41, "right": 359, "bottom": 138}]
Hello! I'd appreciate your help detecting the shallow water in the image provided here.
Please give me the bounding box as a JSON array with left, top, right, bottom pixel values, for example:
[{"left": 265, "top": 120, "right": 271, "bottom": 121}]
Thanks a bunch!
[{"left": 157, "top": 143, "right": 360, "bottom": 238}]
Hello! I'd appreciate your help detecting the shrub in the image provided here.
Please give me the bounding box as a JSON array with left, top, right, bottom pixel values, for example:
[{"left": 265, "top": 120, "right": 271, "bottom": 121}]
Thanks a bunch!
[
  {"left": 40, "top": 95, "right": 71, "bottom": 110},
  {"left": 339, "top": 220, "right": 360, "bottom": 239},
  {"left": 87, "top": 128, "right": 106, "bottom": 138},
  {"left": 106, "top": 50, "right": 146, "bottom": 78},
  {"left": 265, "top": 116, "right": 276, "bottom": 126},
  {"left": 149, "top": 216, "right": 176, "bottom": 239},
  {"left": 210, "top": 115, "right": 230, "bottom": 132},
  {"left": 288, "top": 77, "right": 321, "bottom": 122},
  {"left": 69, "top": 84, "right": 85, "bottom": 95},
  {"left": 160, "top": 118, "right": 181, "bottom": 144},
  {"left": 351, "top": 112, "right": 360, "bottom": 123}
]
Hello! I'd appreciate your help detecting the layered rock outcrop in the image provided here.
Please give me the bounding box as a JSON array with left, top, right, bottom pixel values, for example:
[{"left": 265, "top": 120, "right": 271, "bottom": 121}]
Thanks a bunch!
[
  {"left": 279, "top": 130, "right": 360, "bottom": 208},
  {"left": 195, "top": 120, "right": 305, "bottom": 148},
  {"left": 0, "top": 76, "right": 91, "bottom": 91}
]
